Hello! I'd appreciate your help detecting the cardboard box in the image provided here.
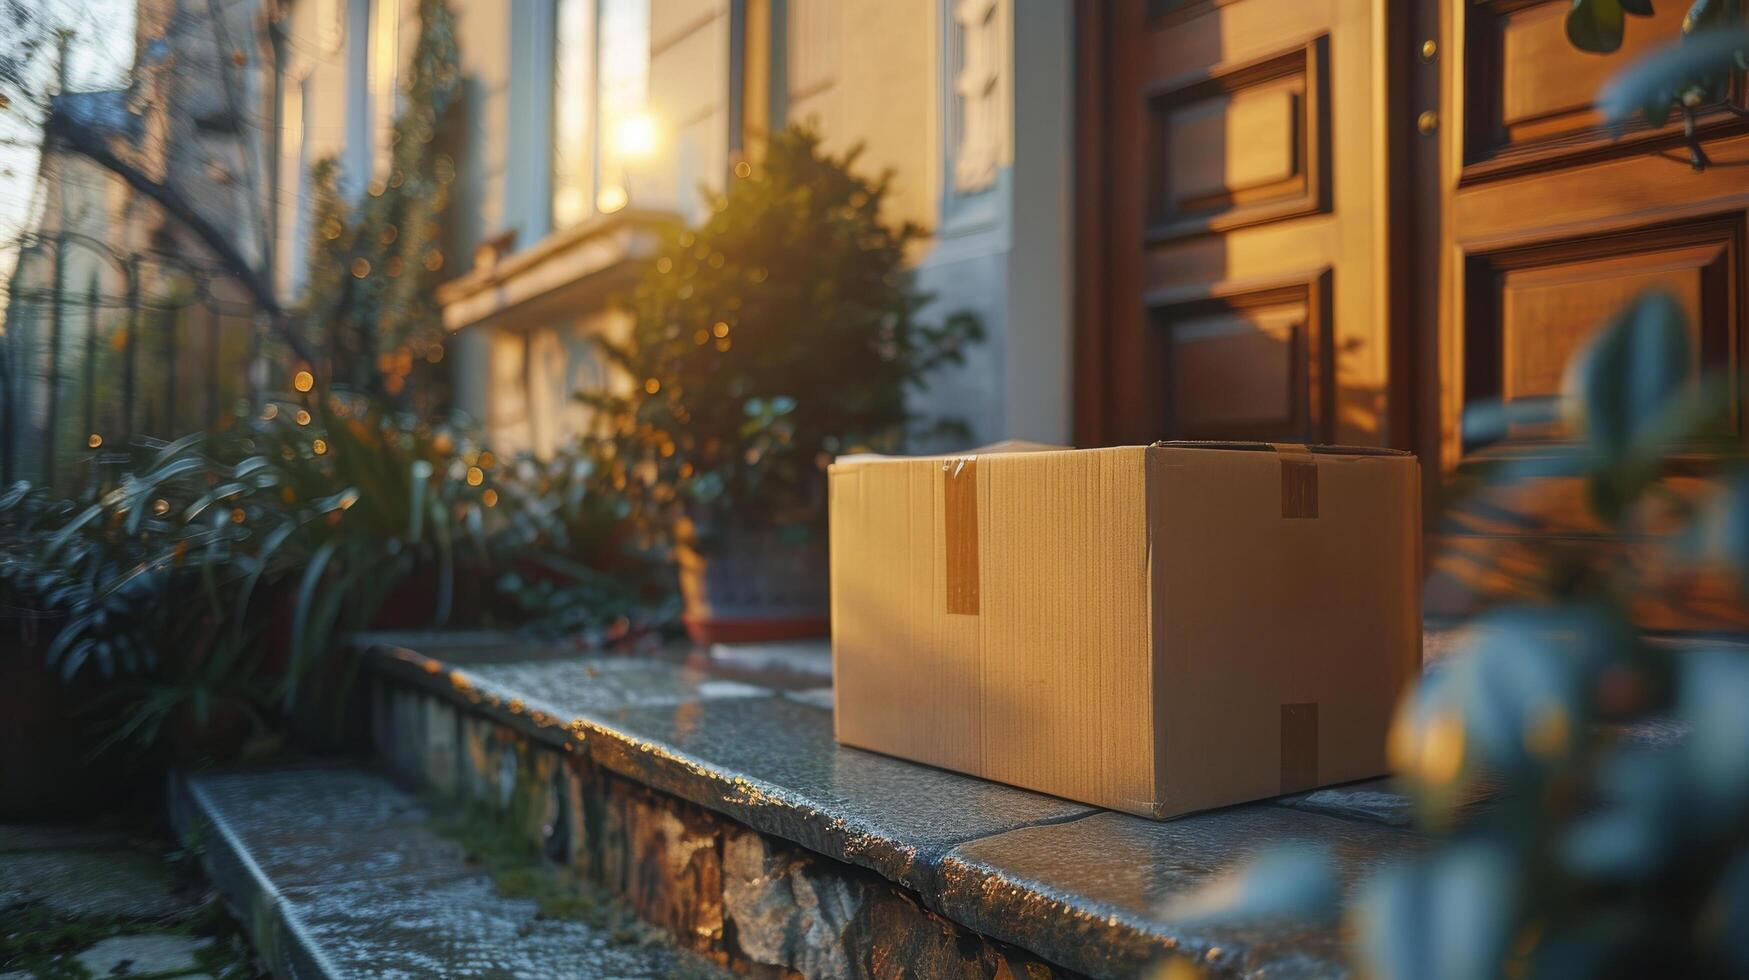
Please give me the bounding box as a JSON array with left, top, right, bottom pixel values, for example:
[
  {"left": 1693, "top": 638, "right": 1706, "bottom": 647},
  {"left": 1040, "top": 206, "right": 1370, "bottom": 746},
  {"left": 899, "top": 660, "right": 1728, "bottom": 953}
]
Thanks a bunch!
[{"left": 828, "top": 442, "right": 1421, "bottom": 819}]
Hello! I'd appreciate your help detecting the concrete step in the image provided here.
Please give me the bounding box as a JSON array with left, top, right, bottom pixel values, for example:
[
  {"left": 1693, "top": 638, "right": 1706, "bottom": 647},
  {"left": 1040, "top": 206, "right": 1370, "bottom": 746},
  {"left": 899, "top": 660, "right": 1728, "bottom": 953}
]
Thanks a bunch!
[{"left": 170, "top": 764, "right": 726, "bottom": 979}]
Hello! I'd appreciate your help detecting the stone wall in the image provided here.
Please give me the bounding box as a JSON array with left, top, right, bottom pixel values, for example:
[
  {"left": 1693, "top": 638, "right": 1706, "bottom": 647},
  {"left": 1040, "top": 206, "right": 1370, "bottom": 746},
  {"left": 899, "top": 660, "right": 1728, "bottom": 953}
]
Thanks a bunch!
[{"left": 371, "top": 678, "right": 1077, "bottom": 979}]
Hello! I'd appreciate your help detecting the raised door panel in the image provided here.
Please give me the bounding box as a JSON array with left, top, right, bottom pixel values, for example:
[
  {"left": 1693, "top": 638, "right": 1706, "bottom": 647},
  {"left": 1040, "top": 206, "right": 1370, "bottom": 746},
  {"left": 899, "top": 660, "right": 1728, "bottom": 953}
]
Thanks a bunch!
[
  {"left": 1149, "top": 39, "right": 1329, "bottom": 241},
  {"left": 1460, "top": 224, "right": 1736, "bottom": 444},
  {"left": 1463, "top": 0, "right": 1749, "bottom": 179},
  {"left": 1156, "top": 274, "right": 1332, "bottom": 442},
  {"left": 1091, "top": 0, "right": 1386, "bottom": 448},
  {"left": 1436, "top": 0, "right": 1749, "bottom": 631}
]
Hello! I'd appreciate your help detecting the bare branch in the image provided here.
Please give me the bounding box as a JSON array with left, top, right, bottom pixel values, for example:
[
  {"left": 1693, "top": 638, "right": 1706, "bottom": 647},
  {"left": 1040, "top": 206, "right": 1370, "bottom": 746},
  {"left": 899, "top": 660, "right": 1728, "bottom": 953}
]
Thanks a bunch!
[{"left": 42, "top": 108, "right": 318, "bottom": 369}]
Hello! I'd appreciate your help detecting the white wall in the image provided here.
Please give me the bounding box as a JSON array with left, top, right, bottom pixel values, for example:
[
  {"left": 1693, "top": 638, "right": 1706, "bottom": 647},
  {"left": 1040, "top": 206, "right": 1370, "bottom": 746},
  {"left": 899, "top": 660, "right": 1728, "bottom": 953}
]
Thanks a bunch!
[{"left": 779, "top": 0, "right": 1073, "bottom": 449}]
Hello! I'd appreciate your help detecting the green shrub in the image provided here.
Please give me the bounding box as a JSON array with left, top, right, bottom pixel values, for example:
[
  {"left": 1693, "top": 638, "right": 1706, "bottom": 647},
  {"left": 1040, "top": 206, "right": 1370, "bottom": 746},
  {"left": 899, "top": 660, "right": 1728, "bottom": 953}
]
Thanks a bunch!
[
  {"left": 0, "top": 392, "right": 663, "bottom": 763},
  {"left": 580, "top": 125, "right": 982, "bottom": 548}
]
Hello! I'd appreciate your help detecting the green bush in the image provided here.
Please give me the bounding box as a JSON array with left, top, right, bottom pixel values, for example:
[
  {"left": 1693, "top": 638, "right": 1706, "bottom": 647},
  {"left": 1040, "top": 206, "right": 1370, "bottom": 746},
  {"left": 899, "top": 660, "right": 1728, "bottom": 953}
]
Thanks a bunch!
[
  {"left": 1180, "top": 292, "right": 1749, "bottom": 976},
  {"left": 580, "top": 125, "right": 982, "bottom": 548}
]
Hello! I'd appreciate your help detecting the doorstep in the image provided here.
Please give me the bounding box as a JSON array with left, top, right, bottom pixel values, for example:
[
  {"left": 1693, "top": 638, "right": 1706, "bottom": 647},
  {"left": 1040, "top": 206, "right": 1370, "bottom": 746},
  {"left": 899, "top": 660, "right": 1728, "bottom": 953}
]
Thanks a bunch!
[
  {"left": 361, "top": 634, "right": 1427, "bottom": 978},
  {"left": 169, "top": 764, "right": 726, "bottom": 978}
]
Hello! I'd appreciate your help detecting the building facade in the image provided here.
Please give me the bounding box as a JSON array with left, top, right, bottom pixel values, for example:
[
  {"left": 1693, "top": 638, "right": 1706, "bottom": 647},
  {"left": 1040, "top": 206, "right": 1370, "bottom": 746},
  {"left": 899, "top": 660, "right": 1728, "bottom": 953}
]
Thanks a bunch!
[
  {"left": 268, "top": 0, "right": 1073, "bottom": 457},
  {"left": 266, "top": 0, "right": 1749, "bottom": 632},
  {"left": 2, "top": 0, "right": 272, "bottom": 485}
]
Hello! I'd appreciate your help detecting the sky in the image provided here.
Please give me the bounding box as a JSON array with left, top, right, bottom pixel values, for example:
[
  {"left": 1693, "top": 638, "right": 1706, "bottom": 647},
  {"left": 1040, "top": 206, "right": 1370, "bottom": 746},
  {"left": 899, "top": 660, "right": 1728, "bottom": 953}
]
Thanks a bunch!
[{"left": 0, "top": 0, "right": 138, "bottom": 289}]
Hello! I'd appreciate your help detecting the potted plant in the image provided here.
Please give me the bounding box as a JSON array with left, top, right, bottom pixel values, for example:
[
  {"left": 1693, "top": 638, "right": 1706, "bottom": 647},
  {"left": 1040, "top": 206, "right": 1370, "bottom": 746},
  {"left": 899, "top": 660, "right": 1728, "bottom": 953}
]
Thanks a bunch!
[{"left": 581, "top": 126, "right": 982, "bottom": 644}]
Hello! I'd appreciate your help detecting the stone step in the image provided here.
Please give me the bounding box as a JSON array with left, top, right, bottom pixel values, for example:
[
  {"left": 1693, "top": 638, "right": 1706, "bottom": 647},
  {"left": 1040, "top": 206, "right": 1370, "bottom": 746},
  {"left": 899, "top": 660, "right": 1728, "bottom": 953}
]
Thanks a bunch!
[
  {"left": 361, "top": 634, "right": 1430, "bottom": 978},
  {"left": 169, "top": 764, "right": 727, "bottom": 979}
]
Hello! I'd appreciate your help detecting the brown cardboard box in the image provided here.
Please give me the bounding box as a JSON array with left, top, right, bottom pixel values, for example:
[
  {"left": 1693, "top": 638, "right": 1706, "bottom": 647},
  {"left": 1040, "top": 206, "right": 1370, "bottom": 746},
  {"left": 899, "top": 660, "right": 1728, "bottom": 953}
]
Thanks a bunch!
[{"left": 828, "top": 442, "right": 1421, "bottom": 819}]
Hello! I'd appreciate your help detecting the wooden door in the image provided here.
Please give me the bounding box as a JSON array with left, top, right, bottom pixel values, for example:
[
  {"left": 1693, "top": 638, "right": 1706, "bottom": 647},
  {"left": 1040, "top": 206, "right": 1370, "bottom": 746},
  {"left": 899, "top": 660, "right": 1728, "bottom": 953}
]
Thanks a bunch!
[
  {"left": 1426, "top": 0, "right": 1749, "bottom": 629},
  {"left": 1075, "top": 0, "right": 1405, "bottom": 449}
]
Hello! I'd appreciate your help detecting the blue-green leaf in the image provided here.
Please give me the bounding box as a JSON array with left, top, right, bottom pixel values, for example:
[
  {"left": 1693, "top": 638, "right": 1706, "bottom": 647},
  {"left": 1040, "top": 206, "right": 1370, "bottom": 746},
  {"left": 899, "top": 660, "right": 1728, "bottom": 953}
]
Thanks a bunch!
[
  {"left": 1563, "top": 290, "right": 1691, "bottom": 459},
  {"left": 1598, "top": 27, "right": 1748, "bottom": 127},
  {"left": 1160, "top": 846, "right": 1340, "bottom": 926},
  {"left": 1357, "top": 839, "right": 1519, "bottom": 980}
]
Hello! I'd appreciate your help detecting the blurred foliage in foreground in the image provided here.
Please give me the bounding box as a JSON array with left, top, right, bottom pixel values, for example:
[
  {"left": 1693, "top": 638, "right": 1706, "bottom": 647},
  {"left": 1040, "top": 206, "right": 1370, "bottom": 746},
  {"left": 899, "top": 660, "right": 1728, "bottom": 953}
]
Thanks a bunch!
[
  {"left": 1180, "top": 291, "right": 1749, "bottom": 977},
  {"left": 0, "top": 392, "right": 668, "bottom": 764}
]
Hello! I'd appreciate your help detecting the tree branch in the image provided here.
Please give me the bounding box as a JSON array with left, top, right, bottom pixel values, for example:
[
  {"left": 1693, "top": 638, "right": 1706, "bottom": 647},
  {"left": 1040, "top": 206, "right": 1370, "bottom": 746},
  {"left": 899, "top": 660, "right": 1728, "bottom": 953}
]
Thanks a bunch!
[{"left": 43, "top": 110, "right": 320, "bottom": 371}]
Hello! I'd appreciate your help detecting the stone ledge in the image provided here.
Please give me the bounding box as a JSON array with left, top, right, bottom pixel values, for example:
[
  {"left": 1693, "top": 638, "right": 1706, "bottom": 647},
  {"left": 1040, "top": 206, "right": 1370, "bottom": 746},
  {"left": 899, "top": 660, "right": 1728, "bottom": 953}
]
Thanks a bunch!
[{"left": 361, "top": 635, "right": 1426, "bottom": 977}]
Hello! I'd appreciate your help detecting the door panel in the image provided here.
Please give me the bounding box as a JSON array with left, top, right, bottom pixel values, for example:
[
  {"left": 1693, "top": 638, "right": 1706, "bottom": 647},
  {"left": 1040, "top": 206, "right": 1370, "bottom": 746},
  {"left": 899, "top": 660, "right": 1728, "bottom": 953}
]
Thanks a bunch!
[
  {"left": 1432, "top": 0, "right": 1749, "bottom": 630},
  {"left": 1462, "top": 0, "right": 1749, "bottom": 179},
  {"left": 1440, "top": 2, "right": 1749, "bottom": 463},
  {"left": 1085, "top": 0, "right": 1392, "bottom": 448}
]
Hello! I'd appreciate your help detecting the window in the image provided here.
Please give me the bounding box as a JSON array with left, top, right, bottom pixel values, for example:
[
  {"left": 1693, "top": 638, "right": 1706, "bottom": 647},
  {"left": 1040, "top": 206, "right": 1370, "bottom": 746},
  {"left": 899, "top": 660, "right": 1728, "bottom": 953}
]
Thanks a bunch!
[
  {"left": 368, "top": 0, "right": 401, "bottom": 183},
  {"left": 549, "top": 0, "right": 648, "bottom": 228},
  {"left": 551, "top": 0, "right": 595, "bottom": 229},
  {"left": 593, "top": 0, "right": 648, "bottom": 213},
  {"left": 279, "top": 72, "right": 312, "bottom": 297},
  {"left": 316, "top": 0, "right": 344, "bottom": 54},
  {"left": 343, "top": 0, "right": 371, "bottom": 196},
  {"left": 951, "top": 0, "right": 1000, "bottom": 193}
]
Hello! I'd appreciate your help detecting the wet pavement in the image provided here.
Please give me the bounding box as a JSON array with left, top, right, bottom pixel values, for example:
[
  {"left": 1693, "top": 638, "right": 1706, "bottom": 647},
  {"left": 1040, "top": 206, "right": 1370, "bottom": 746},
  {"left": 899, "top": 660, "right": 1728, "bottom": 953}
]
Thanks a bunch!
[{"left": 0, "top": 818, "right": 259, "bottom": 978}]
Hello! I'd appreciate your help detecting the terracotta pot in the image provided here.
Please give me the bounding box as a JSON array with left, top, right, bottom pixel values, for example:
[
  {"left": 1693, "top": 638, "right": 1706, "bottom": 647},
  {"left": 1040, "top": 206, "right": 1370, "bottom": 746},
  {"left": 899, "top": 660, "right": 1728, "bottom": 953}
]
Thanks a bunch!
[{"left": 675, "top": 520, "right": 829, "bottom": 645}]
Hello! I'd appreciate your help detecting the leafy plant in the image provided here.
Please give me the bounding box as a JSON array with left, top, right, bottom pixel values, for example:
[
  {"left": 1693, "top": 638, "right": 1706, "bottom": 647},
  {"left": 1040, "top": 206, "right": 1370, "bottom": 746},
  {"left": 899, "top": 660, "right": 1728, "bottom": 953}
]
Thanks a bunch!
[
  {"left": 1, "top": 390, "right": 663, "bottom": 763},
  {"left": 1183, "top": 291, "right": 1749, "bottom": 977},
  {"left": 579, "top": 125, "right": 983, "bottom": 548},
  {"left": 298, "top": 0, "right": 460, "bottom": 405},
  {"left": 1568, "top": 0, "right": 1748, "bottom": 169}
]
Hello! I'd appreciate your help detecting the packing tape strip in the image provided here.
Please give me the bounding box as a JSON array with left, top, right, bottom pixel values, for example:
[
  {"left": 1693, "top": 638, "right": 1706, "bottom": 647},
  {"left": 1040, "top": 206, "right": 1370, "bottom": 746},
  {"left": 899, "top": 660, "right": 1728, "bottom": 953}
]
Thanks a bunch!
[
  {"left": 1280, "top": 702, "right": 1319, "bottom": 794},
  {"left": 1272, "top": 443, "right": 1319, "bottom": 519},
  {"left": 944, "top": 457, "right": 980, "bottom": 616}
]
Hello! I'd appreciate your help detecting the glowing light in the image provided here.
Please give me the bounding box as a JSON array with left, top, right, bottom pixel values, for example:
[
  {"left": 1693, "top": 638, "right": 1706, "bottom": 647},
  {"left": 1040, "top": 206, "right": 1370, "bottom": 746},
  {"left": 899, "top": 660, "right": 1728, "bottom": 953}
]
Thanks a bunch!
[
  {"left": 644, "top": 378, "right": 661, "bottom": 394},
  {"left": 597, "top": 184, "right": 629, "bottom": 214},
  {"left": 481, "top": 488, "right": 499, "bottom": 507},
  {"left": 734, "top": 160, "right": 751, "bottom": 179},
  {"left": 262, "top": 404, "right": 279, "bottom": 420},
  {"left": 296, "top": 410, "right": 312, "bottom": 426},
  {"left": 614, "top": 110, "right": 659, "bottom": 162},
  {"left": 351, "top": 258, "right": 371, "bottom": 278},
  {"left": 87, "top": 433, "right": 102, "bottom": 449},
  {"left": 152, "top": 498, "right": 171, "bottom": 517},
  {"left": 466, "top": 466, "right": 484, "bottom": 487},
  {"left": 312, "top": 438, "right": 328, "bottom": 455},
  {"left": 656, "top": 257, "right": 673, "bottom": 274},
  {"left": 230, "top": 507, "right": 247, "bottom": 524},
  {"left": 712, "top": 321, "right": 729, "bottom": 338},
  {"left": 294, "top": 370, "right": 314, "bottom": 392},
  {"left": 715, "top": 338, "right": 731, "bottom": 352}
]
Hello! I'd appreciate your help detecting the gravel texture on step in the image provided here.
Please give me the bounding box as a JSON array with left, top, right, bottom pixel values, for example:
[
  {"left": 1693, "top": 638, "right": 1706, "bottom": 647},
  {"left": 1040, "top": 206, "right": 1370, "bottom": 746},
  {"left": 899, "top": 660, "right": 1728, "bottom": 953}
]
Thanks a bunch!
[{"left": 173, "top": 765, "right": 725, "bottom": 979}]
